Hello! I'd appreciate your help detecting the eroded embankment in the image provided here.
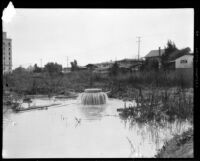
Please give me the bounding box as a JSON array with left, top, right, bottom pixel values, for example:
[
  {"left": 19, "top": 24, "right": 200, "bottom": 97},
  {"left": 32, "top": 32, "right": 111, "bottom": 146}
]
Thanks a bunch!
[{"left": 155, "top": 128, "right": 193, "bottom": 158}]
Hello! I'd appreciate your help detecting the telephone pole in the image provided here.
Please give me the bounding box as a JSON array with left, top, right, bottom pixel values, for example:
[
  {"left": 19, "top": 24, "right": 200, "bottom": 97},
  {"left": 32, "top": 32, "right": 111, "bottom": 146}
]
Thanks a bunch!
[
  {"left": 67, "top": 56, "right": 69, "bottom": 68},
  {"left": 40, "top": 59, "right": 42, "bottom": 68},
  {"left": 136, "top": 36, "right": 141, "bottom": 60}
]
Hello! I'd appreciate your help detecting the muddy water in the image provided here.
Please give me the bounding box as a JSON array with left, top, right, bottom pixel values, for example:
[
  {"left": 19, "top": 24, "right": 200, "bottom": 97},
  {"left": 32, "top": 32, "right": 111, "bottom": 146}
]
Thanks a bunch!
[{"left": 3, "top": 98, "right": 192, "bottom": 158}]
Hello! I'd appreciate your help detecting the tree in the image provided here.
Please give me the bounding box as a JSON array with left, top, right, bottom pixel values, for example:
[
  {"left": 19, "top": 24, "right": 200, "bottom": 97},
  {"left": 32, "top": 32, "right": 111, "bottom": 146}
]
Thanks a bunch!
[
  {"left": 44, "top": 62, "right": 62, "bottom": 76},
  {"left": 33, "top": 64, "right": 42, "bottom": 73},
  {"left": 161, "top": 40, "right": 178, "bottom": 70},
  {"left": 141, "top": 59, "right": 159, "bottom": 71},
  {"left": 174, "top": 47, "right": 191, "bottom": 60},
  {"left": 42, "top": 62, "right": 63, "bottom": 94},
  {"left": 109, "top": 62, "right": 119, "bottom": 76},
  {"left": 12, "top": 66, "right": 27, "bottom": 74},
  {"left": 70, "top": 60, "right": 79, "bottom": 71}
]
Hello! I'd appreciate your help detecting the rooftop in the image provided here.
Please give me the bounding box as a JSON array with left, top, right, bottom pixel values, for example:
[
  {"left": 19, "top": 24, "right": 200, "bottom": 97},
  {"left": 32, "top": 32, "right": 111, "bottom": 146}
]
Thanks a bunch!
[{"left": 145, "top": 49, "right": 165, "bottom": 58}]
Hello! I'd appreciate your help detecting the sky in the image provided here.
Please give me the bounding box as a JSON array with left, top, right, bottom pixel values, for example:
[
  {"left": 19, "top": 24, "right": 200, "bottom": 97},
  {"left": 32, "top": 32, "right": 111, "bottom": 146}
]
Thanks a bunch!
[{"left": 3, "top": 8, "right": 194, "bottom": 69}]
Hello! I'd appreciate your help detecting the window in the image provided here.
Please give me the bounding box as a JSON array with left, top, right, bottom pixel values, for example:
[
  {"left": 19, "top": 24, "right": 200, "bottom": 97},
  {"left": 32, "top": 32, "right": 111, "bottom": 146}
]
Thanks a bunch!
[{"left": 180, "top": 59, "right": 187, "bottom": 64}]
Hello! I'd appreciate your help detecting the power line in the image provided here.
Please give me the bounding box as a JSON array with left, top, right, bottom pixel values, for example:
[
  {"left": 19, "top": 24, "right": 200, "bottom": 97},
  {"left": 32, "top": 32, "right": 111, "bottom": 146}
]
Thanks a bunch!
[{"left": 136, "top": 36, "right": 141, "bottom": 60}]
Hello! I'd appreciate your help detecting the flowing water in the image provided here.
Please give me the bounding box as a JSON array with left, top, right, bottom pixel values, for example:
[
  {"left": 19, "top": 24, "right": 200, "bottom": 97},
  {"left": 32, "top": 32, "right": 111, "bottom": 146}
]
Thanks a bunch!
[
  {"left": 80, "top": 88, "right": 108, "bottom": 105},
  {"left": 3, "top": 97, "right": 192, "bottom": 158}
]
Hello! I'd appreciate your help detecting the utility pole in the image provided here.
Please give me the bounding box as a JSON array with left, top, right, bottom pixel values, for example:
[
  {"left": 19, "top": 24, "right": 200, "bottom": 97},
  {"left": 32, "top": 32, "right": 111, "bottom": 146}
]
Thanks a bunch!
[
  {"left": 40, "top": 59, "right": 42, "bottom": 68},
  {"left": 67, "top": 56, "right": 69, "bottom": 68},
  {"left": 136, "top": 36, "right": 141, "bottom": 60}
]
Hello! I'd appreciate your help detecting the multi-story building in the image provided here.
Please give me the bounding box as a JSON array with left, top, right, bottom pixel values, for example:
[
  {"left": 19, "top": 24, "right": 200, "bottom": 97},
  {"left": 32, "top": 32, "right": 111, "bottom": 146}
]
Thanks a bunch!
[{"left": 3, "top": 32, "right": 12, "bottom": 74}]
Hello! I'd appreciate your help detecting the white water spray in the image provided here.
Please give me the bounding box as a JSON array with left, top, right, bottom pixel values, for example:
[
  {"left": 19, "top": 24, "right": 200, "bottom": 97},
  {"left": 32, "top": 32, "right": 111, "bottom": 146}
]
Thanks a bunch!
[{"left": 79, "top": 88, "right": 108, "bottom": 105}]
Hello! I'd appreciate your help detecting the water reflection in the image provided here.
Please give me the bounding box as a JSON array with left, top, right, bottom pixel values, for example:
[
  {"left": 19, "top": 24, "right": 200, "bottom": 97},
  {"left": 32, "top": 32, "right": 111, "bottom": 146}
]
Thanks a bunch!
[
  {"left": 3, "top": 98, "right": 192, "bottom": 158},
  {"left": 120, "top": 118, "right": 192, "bottom": 157},
  {"left": 79, "top": 105, "right": 107, "bottom": 120}
]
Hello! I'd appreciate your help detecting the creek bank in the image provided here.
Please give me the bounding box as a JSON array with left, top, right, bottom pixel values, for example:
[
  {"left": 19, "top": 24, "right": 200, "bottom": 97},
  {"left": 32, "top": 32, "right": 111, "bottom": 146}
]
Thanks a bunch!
[
  {"left": 155, "top": 128, "right": 193, "bottom": 158},
  {"left": 112, "top": 87, "right": 193, "bottom": 122},
  {"left": 110, "top": 86, "right": 193, "bottom": 158},
  {"left": 3, "top": 90, "right": 79, "bottom": 113},
  {"left": 108, "top": 86, "right": 193, "bottom": 100}
]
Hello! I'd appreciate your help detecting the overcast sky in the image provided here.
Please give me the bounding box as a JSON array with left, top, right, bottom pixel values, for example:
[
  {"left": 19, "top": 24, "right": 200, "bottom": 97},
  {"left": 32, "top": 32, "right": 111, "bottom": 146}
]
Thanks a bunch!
[{"left": 3, "top": 9, "right": 194, "bottom": 69}]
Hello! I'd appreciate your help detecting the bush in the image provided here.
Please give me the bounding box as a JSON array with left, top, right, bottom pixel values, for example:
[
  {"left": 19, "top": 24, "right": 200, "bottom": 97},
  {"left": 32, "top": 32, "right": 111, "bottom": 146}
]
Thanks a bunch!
[
  {"left": 3, "top": 67, "right": 193, "bottom": 96},
  {"left": 109, "top": 70, "right": 193, "bottom": 88}
]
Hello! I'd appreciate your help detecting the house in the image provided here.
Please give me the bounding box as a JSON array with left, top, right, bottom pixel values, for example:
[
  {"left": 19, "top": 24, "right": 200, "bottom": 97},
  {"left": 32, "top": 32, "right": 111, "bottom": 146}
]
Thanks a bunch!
[
  {"left": 130, "top": 63, "right": 143, "bottom": 71},
  {"left": 85, "top": 64, "right": 98, "bottom": 70},
  {"left": 93, "top": 68, "right": 110, "bottom": 75},
  {"left": 145, "top": 48, "right": 165, "bottom": 69},
  {"left": 93, "top": 59, "right": 144, "bottom": 74},
  {"left": 116, "top": 59, "right": 143, "bottom": 72},
  {"left": 167, "top": 54, "right": 193, "bottom": 78},
  {"left": 77, "top": 66, "right": 87, "bottom": 71},
  {"left": 93, "top": 61, "right": 114, "bottom": 74},
  {"left": 175, "top": 54, "right": 193, "bottom": 69},
  {"left": 176, "top": 54, "right": 193, "bottom": 78},
  {"left": 95, "top": 61, "right": 114, "bottom": 69},
  {"left": 165, "top": 53, "right": 193, "bottom": 70},
  {"left": 145, "top": 48, "right": 165, "bottom": 60}
]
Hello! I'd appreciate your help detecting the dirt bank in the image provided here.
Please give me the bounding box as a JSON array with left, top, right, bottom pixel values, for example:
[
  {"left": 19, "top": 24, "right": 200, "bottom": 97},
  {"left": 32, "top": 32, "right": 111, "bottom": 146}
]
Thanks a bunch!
[{"left": 155, "top": 128, "right": 193, "bottom": 158}]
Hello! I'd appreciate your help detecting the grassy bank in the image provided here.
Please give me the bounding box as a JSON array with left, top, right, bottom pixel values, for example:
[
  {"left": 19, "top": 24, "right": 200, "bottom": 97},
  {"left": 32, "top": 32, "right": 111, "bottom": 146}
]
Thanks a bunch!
[
  {"left": 3, "top": 70, "right": 193, "bottom": 119},
  {"left": 3, "top": 70, "right": 193, "bottom": 95},
  {"left": 116, "top": 87, "right": 193, "bottom": 122}
]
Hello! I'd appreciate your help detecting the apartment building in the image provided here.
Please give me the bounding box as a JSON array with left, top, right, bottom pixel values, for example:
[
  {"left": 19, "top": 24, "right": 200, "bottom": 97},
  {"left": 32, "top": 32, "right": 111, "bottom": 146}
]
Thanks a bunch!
[{"left": 3, "top": 32, "right": 12, "bottom": 74}]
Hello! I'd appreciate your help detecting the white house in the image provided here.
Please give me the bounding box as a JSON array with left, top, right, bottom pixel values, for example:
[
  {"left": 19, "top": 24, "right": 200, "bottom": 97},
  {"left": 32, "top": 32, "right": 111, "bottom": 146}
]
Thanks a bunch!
[{"left": 175, "top": 54, "right": 193, "bottom": 69}]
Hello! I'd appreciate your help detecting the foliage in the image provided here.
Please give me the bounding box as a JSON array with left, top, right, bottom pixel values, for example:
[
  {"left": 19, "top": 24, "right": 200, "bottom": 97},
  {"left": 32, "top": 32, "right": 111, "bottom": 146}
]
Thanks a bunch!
[
  {"left": 161, "top": 40, "right": 178, "bottom": 70},
  {"left": 70, "top": 60, "right": 79, "bottom": 71},
  {"left": 117, "top": 87, "right": 193, "bottom": 123},
  {"left": 108, "top": 70, "right": 193, "bottom": 90},
  {"left": 33, "top": 64, "right": 42, "bottom": 73},
  {"left": 142, "top": 59, "right": 159, "bottom": 71},
  {"left": 3, "top": 64, "right": 193, "bottom": 96},
  {"left": 172, "top": 47, "right": 191, "bottom": 60},
  {"left": 109, "top": 62, "right": 119, "bottom": 76},
  {"left": 12, "top": 66, "right": 27, "bottom": 74},
  {"left": 4, "top": 68, "right": 34, "bottom": 94},
  {"left": 44, "top": 62, "right": 62, "bottom": 76}
]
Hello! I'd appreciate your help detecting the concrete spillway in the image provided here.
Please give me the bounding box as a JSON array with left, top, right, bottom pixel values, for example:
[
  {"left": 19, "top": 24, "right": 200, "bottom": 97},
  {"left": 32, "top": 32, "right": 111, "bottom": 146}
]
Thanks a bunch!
[{"left": 80, "top": 88, "right": 108, "bottom": 105}]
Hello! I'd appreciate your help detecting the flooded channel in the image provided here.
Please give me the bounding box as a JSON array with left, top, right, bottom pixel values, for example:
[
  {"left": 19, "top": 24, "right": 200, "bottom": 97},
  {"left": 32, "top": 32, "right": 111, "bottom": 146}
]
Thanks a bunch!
[{"left": 3, "top": 97, "right": 192, "bottom": 158}]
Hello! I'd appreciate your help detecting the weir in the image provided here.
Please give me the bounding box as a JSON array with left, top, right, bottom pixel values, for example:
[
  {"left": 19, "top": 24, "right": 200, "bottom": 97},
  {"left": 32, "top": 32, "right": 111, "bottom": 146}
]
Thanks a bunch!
[{"left": 80, "top": 88, "right": 108, "bottom": 105}]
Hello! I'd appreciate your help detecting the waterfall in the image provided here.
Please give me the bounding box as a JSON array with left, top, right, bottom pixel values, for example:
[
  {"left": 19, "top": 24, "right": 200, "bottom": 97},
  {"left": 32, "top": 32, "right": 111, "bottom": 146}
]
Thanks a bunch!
[{"left": 80, "top": 88, "right": 108, "bottom": 105}]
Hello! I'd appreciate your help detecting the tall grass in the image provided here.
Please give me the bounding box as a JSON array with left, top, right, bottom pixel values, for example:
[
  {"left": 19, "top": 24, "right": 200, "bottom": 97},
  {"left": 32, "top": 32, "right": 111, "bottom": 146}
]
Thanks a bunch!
[
  {"left": 114, "top": 70, "right": 193, "bottom": 88},
  {"left": 118, "top": 87, "right": 193, "bottom": 123},
  {"left": 3, "top": 69, "right": 193, "bottom": 96}
]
